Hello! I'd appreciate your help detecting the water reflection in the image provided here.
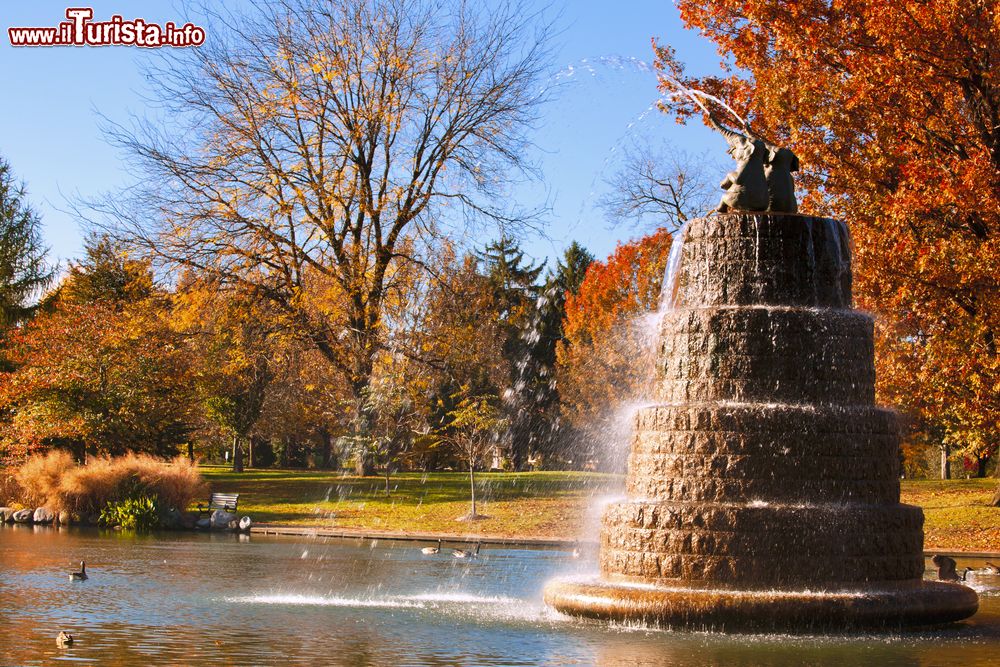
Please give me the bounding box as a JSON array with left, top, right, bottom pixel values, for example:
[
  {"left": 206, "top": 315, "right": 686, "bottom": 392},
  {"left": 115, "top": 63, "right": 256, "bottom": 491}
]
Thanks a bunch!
[{"left": 1, "top": 526, "right": 998, "bottom": 666}]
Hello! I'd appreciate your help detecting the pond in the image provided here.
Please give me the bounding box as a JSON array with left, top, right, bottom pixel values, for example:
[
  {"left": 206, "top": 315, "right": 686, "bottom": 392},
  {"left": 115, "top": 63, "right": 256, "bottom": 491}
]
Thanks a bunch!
[{"left": 2, "top": 525, "right": 999, "bottom": 666}]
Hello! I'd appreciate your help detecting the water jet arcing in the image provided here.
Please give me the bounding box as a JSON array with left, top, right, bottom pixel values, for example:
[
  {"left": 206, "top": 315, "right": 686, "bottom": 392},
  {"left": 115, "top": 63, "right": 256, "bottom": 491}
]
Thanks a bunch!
[{"left": 544, "top": 212, "right": 979, "bottom": 630}]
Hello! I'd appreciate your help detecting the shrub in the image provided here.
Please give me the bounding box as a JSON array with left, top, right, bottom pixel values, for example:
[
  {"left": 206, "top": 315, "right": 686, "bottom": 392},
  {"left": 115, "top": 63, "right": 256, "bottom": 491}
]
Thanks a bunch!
[
  {"left": 14, "top": 451, "right": 208, "bottom": 520},
  {"left": 99, "top": 495, "right": 161, "bottom": 531},
  {"left": 13, "top": 450, "right": 75, "bottom": 509}
]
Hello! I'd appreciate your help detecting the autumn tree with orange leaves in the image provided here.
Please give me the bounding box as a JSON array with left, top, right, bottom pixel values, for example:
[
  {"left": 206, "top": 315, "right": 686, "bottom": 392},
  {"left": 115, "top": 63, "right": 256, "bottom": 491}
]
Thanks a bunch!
[
  {"left": 557, "top": 228, "right": 672, "bottom": 468},
  {"left": 654, "top": 0, "right": 999, "bottom": 477},
  {"left": 0, "top": 241, "right": 193, "bottom": 462}
]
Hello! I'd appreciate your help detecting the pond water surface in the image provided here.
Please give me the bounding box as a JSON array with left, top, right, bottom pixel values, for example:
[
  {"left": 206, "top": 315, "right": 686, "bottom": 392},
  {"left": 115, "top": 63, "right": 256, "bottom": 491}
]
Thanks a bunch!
[{"left": 1, "top": 526, "right": 999, "bottom": 666}]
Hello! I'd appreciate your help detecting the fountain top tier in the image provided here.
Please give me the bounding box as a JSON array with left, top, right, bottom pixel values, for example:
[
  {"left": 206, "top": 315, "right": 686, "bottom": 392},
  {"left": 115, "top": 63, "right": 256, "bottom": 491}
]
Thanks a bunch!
[{"left": 674, "top": 213, "right": 852, "bottom": 310}]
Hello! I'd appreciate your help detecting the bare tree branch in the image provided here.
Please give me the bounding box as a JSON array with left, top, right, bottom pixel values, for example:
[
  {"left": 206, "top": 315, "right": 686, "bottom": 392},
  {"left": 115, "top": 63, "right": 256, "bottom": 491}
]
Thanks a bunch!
[{"left": 599, "top": 139, "right": 718, "bottom": 232}]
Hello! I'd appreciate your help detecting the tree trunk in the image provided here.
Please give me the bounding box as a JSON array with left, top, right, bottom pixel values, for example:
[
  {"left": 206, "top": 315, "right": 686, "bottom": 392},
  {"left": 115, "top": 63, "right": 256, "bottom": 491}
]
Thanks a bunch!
[
  {"left": 976, "top": 453, "right": 990, "bottom": 478},
  {"left": 72, "top": 440, "right": 87, "bottom": 465},
  {"left": 232, "top": 435, "right": 244, "bottom": 473},
  {"left": 280, "top": 436, "right": 290, "bottom": 468},
  {"left": 940, "top": 444, "right": 951, "bottom": 480},
  {"left": 247, "top": 436, "right": 254, "bottom": 469},
  {"left": 354, "top": 455, "right": 374, "bottom": 476},
  {"left": 469, "top": 461, "right": 477, "bottom": 517},
  {"left": 187, "top": 441, "right": 194, "bottom": 463},
  {"left": 319, "top": 427, "right": 334, "bottom": 469}
]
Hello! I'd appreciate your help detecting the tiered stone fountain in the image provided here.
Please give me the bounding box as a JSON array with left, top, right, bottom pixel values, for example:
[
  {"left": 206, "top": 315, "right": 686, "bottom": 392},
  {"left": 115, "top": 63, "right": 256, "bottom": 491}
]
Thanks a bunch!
[{"left": 544, "top": 212, "right": 979, "bottom": 630}]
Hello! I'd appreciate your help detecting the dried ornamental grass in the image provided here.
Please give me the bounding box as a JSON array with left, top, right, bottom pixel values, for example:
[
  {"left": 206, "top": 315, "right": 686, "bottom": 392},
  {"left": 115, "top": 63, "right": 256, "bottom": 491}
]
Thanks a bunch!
[{"left": 14, "top": 451, "right": 207, "bottom": 515}]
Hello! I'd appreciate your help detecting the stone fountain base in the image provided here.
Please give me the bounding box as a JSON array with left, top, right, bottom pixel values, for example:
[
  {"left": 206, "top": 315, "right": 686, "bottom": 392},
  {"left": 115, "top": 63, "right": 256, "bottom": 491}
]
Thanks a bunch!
[{"left": 544, "top": 577, "right": 979, "bottom": 631}]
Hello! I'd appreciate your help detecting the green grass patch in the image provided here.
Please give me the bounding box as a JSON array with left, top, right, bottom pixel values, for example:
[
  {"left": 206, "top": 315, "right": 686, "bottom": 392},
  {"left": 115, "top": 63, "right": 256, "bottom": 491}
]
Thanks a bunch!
[
  {"left": 200, "top": 467, "right": 619, "bottom": 539},
  {"left": 200, "top": 467, "right": 1000, "bottom": 550}
]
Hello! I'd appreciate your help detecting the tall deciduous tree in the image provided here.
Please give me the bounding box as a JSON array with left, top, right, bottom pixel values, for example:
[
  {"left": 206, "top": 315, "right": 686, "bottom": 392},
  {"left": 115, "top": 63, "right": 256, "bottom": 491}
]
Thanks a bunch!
[
  {"left": 91, "top": 0, "right": 551, "bottom": 461},
  {"left": 654, "top": 1, "right": 999, "bottom": 477},
  {"left": 175, "top": 277, "right": 279, "bottom": 472}
]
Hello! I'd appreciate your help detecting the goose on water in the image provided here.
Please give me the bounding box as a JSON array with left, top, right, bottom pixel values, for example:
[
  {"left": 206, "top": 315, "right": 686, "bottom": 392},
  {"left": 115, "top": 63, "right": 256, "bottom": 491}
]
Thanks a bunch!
[
  {"left": 421, "top": 540, "right": 442, "bottom": 555},
  {"left": 452, "top": 543, "right": 480, "bottom": 559},
  {"left": 961, "top": 563, "right": 1000, "bottom": 580},
  {"left": 69, "top": 561, "right": 87, "bottom": 581}
]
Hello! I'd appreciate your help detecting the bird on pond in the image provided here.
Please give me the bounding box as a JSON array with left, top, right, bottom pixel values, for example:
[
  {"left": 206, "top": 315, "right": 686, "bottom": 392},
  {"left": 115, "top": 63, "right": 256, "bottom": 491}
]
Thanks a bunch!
[
  {"left": 56, "top": 631, "right": 73, "bottom": 647},
  {"left": 69, "top": 561, "right": 87, "bottom": 581},
  {"left": 452, "top": 543, "right": 480, "bottom": 559},
  {"left": 421, "top": 540, "right": 442, "bottom": 555},
  {"left": 961, "top": 563, "right": 1000, "bottom": 579},
  {"left": 932, "top": 555, "right": 962, "bottom": 581}
]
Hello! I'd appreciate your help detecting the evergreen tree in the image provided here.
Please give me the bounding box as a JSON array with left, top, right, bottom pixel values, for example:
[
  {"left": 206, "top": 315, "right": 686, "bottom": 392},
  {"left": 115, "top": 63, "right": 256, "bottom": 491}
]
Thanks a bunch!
[
  {"left": 551, "top": 241, "right": 595, "bottom": 299},
  {"left": 476, "top": 236, "right": 545, "bottom": 468},
  {"left": 476, "top": 234, "right": 544, "bottom": 324},
  {"left": 503, "top": 242, "right": 594, "bottom": 469},
  {"left": 0, "top": 157, "right": 52, "bottom": 330}
]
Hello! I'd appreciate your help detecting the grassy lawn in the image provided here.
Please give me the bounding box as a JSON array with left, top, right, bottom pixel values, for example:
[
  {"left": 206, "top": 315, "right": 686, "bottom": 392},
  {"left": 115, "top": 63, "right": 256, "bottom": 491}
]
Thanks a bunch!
[
  {"left": 201, "top": 467, "right": 1000, "bottom": 550},
  {"left": 900, "top": 479, "right": 1000, "bottom": 553},
  {"left": 200, "top": 467, "right": 619, "bottom": 539}
]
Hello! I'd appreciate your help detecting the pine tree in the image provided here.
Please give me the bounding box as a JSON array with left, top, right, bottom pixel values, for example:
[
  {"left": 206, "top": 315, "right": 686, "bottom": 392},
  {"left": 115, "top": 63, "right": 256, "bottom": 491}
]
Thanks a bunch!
[
  {"left": 476, "top": 236, "right": 545, "bottom": 468},
  {"left": 504, "top": 242, "right": 594, "bottom": 469},
  {"left": 551, "top": 241, "right": 595, "bottom": 298},
  {"left": 477, "top": 235, "right": 543, "bottom": 309},
  {"left": 0, "top": 157, "right": 52, "bottom": 330}
]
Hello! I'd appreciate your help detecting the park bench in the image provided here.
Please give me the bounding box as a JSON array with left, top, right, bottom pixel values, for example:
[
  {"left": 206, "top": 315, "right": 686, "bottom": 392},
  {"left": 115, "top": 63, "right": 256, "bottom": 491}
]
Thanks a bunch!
[{"left": 197, "top": 492, "right": 240, "bottom": 516}]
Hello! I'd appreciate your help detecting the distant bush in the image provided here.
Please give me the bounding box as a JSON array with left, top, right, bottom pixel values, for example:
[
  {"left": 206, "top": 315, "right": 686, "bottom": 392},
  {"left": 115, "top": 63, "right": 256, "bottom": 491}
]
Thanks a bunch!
[{"left": 15, "top": 451, "right": 207, "bottom": 520}]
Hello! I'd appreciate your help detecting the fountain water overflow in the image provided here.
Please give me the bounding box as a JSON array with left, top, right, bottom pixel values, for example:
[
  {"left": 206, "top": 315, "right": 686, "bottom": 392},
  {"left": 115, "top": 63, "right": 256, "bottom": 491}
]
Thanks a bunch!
[{"left": 543, "top": 211, "right": 979, "bottom": 630}]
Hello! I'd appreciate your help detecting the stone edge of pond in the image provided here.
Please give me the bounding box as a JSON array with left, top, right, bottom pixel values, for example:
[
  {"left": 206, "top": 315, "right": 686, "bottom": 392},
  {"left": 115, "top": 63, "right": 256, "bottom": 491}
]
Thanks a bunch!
[
  {"left": 248, "top": 524, "right": 588, "bottom": 549},
  {"left": 247, "top": 524, "right": 1000, "bottom": 557}
]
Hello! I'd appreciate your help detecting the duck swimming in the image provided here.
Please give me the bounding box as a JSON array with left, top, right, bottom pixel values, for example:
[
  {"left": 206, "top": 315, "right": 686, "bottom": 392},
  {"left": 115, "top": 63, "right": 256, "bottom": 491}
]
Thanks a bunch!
[
  {"left": 69, "top": 561, "right": 87, "bottom": 581},
  {"left": 421, "top": 540, "right": 442, "bottom": 555},
  {"left": 452, "top": 543, "right": 480, "bottom": 559}
]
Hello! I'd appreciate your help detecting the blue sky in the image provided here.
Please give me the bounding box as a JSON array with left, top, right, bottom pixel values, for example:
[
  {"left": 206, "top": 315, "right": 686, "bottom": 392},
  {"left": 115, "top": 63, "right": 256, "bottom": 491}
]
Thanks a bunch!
[{"left": 0, "top": 1, "right": 724, "bottom": 271}]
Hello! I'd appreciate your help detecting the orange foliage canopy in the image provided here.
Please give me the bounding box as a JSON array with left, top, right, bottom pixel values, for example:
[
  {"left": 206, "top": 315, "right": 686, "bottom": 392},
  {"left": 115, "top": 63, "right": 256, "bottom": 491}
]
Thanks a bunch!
[
  {"left": 655, "top": 0, "right": 999, "bottom": 465},
  {"left": 558, "top": 229, "right": 672, "bottom": 447},
  {"left": 562, "top": 228, "right": 673, "bottom": 348},
  {"left": 0, "top": 301, "right": 192, "bottom": 462}
]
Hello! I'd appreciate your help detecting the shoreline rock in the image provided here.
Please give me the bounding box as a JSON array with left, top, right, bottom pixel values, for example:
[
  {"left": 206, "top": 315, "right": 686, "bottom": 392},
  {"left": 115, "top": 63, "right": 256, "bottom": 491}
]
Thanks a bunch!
[
  {"left": 12, "top": 508, "right": 34, "bottom": 524},
  {"left": 33, "top": 507, "right": 56, "bottom": 524}
]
